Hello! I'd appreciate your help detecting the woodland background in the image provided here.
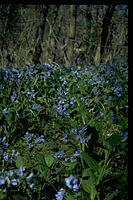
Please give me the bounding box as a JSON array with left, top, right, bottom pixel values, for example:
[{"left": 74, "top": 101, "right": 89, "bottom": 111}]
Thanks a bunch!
[{"left": 0, "top": 4, "right": 128, "bottom": 67}]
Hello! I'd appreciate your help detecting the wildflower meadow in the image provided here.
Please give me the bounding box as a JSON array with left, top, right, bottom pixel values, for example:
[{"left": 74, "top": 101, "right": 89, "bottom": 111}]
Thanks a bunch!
[{"left": 0, "top": 58, "right": 128, "bottom": 199}]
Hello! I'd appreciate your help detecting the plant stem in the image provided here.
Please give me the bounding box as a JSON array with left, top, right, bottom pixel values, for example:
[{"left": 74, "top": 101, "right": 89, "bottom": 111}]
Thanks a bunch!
[{"left": 96, "top": 150, "right": 110, "bottom": 185}]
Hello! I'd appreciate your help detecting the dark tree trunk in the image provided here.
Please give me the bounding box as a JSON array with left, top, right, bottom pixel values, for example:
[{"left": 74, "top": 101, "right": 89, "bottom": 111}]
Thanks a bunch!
[
  {"left": 100, "top": 5, "right": 115, "bottom": 63},
  {"left": 32, "top": 5, "right": 49, "bottom": 65},
  {"left": 66, "top": 5, "right": 77, "bottom": 66}
]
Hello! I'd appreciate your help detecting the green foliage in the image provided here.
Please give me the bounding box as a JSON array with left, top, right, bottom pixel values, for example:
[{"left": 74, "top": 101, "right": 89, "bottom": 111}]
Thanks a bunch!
[
  {"left": 0, "top": 59, "right": 128, "bottom": 199},
  {"left": 81, "top": 151, "right": 100, "bottom": 173},
  {"left": 16, "top": 156, "right": 24, "bottom": 169},
  {"left": 12, "top": 194, "right": 28, "bottom": 200}
]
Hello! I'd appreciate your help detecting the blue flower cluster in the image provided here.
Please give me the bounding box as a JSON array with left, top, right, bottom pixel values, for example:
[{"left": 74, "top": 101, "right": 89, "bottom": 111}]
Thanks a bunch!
[
  {"left": 120, "top": 131, "right": 128, "bottom": 140},
  {"left": 0, "top": 135, "right": 38, "bottom": 193},
  {"left": 0, "top": 58, "right": 128, "bottom": 198},
  {"left": 72, "top": 125, "right": 91, "bottom": 145},
  {"left": 25, "top": 132, "right": 34, "bottom": 149},
  {"left": 65, "top": 175, "right": 82, "bottom": 191},
  {"left": 0, "top": 137, "right": 20, "bottom": 164},
  {"left": 25, "top": 132, "right": 45, "bottom": 149},
  {"left": 56, "top": 125, "right": 91, "bottom": 161},
  {"left": 3, "top": 108, "right": 9, "bottom": 114},
  {"left": 0, "top": 136, "right": 8, "bottom": 147},
  {"left": 32, "top": 104, "right": 40, "bottom": 110},
  {"left": 10, "top": 91, "right": 19, "bottom": 103},
  {"left": 54, "top": 150, "right": 64, "bottom": 158},
  {"left": 55, "top": 188, "right": 65, "bottom": 200},
  {"left": 26, "top": 89, "right": 36, "bottom": 100},
  {"left": 0, "top": 166, "right": 35, "bottom": 192},
  {"left": 55, "top": 175, "right": 82, "bottom": 199}
]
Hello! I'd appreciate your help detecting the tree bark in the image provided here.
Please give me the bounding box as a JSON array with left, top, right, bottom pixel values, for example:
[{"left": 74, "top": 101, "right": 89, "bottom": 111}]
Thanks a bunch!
[
  {"left": 94, "top": 5, "right": 115, "bottom": 65},
  {"left": 32, "top": 5, "right": 49, "bottom": 65},
  {"left": 66, "top": 5, "right": 77, "bottom": 65},
  {"left": 100, "top": 5, "right": 115, "bottom": 63}
]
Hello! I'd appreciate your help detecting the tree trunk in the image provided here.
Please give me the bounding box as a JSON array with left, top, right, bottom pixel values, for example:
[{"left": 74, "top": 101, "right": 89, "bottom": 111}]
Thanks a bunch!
[
  {"left": 100, "top": 5, "right": 115, "bottom": 63},
  {"left": 32, "top": 5, "right": 49, "bottom": 65},
  {"left": 0, "top": 5, "right": 17, "bottom": 66},
  {"left": 66, "top": 5, "right": 77, "bottom": 65},
  {"left": 94, "top": 5, "right": 115, "bottom": 65}
]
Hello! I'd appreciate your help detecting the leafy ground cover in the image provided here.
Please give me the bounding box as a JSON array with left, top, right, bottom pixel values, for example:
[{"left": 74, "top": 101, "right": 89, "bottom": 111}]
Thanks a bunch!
[{"left": 0, "top": 58, "right": 128, "bottom": 200}]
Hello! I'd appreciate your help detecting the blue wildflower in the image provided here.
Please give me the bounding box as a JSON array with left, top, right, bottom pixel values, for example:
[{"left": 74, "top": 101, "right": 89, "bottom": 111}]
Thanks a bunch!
[
  {"left": 25, "top": 132, "right": 34, "bottom": 142},
  {"left": 120, "top": 131, "right": 128, "bottom": 140},
  {"left": 65, "top": 175, "right": 82, "bottom": 192},
  {"left": 118, "top": 144, "right": 123, "bottom": 152},
  {"left": 71, "top": 128, "right": 78, "bottom": 134},
  {"left": 11, "top": 178, "right": 19, "bottom": 186},
  {"left": 25, "top": 132, "right": 34, "bottom": 149},
  {"left": 110, "top": 114, "right": 117, "bottom": 124},
  {"left": 63, "top": 103, "right": 69, "bottom": 111},
  {"left": 32, "top": 104, "right": 40, "bottom": 110},
  {"left": 10, "top": 91, "right": 18, "bottom": 103},
  {"left": 73, "top": 150, "right": 82, "bottom": 157},
  {"left": 76, "top": 135, "right": 81, "bottom": 140},
  {"left": 17, "top": 166, "right": 25, "bottom": 176},
  {"left": 0, "top": 85, "right": 4, "bottom": 89},
  {"left": 15, "top": 151, "right": 20, "bottom": 157},
  {"left": 54, "top": 150, "right": 64, "bottom": 158},
  {"left": 26, "top": 172, "right": 34, "bottom": 180},
  {"left": 27, "top": 182, "right": 36, "bottom": 189},
  {"left": 100, "top": 111, "right": 104, "bottom": 117},
  {"left": 3, "top": 108, "right": 9, "bottom": 114},
  {"left": 55, "top": 188, "right": 65, "bottom": 200},
  {"left": 91, "top": 108, "right": 94, "bottom": 112},
  {"left": 64, "top": 88, "right": 69, "bottom": 95},
  {"left": 0, "top": 176, "right": 5, "bottom": 185},
  {"left": 11, "top": 149, "right": 16, "bottom": 156},
  {"left": 76, "top": 135, "right": 88, "bottom": 144},
  {"left": 5, "top": 176, "right": 11, "bottom": 184},
  {"left": 0, "top": 136, "right": 8, "bottom": 147},
  {"left": 81, "top": 124, "right": 87, "bottom": 132},
  {"left": 35, "top": 135, "right": 44, "bottom": 144},
  {"left": 59, "top": 99, "right": 66, "bottom": 104},
  {"left": 62, "top": 134, "right": 69, "bottom": 142},
  {"left": 80, "top": 137, "right": 88, "bottom": 144},
  {"left": 107, "top": 96, "right": 113, "bottom": 102},
  {"left": 80, "top": 97, "right": 88, "bottom": 106},
  {"left": 3, "top": 152, "right": 9, "bottom": 161},
  {"left": 7, "top": 170, "right": 13, "bottom": 177},
  {"left": 70, "top": 97, "right": 76, "bottom": 105},
  {"left": 28, "top": 142, "right": 34, "bottom": 149},
  {"left": 65, "top": 157, "right": 73, "bottom": 163},
  {"left": 3, "top": 187, "right": 7, "bottom": 193}
]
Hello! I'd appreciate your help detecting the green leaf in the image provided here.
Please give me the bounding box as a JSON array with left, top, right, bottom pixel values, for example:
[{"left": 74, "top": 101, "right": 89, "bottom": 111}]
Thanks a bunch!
[
  {"left": 45, "top": 155, "right": 54, "bottom": 168},
  {"left": 54, "top": 167, "right": 63, "bottom": 174},
  {"left": 81, "top": 152, "right": 100, "bottom": 173},
  {"left": 116, "top": 105, "right": 119, "bottom": 112},
  {"left": 66, "top": 194, "right": 75, "bottom": 200},
  {"left": 16, "top": 156, "right": 24, "bottom": 169},
  {"left": 104, "top": 191, "right": 118, "bottom": 200},
  {"left": 88, "top": 118, "right": 95, "bottom": 127},
  {"left": 82, "top": 180, "right": 91, "bottom": 194},
  {"left": 88, "top": 170, "right": 97, "bottom": 184},
  {"left": 82, "top": 179, "right": 97, "bottom": 200},
  {"left": 12, "top": 194, "right": 27, "bottom": 200},
  {"left": 118, "top": 118, "right": 128, "bottom": 129},
  {"left": 82, "top": 168, "right": 97, "bottom": 184},
  {"left": 82, "top": 168, "right": 90, "bottom": 178},
  {"left": 108, "top": 134, "right": 121, "bottom": 147},
  {"left": 61, "top": 160, "right": 77, "bottom": 170},
  {"left": 38, "top": 153, "right": 49, "bottom": 178}
]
